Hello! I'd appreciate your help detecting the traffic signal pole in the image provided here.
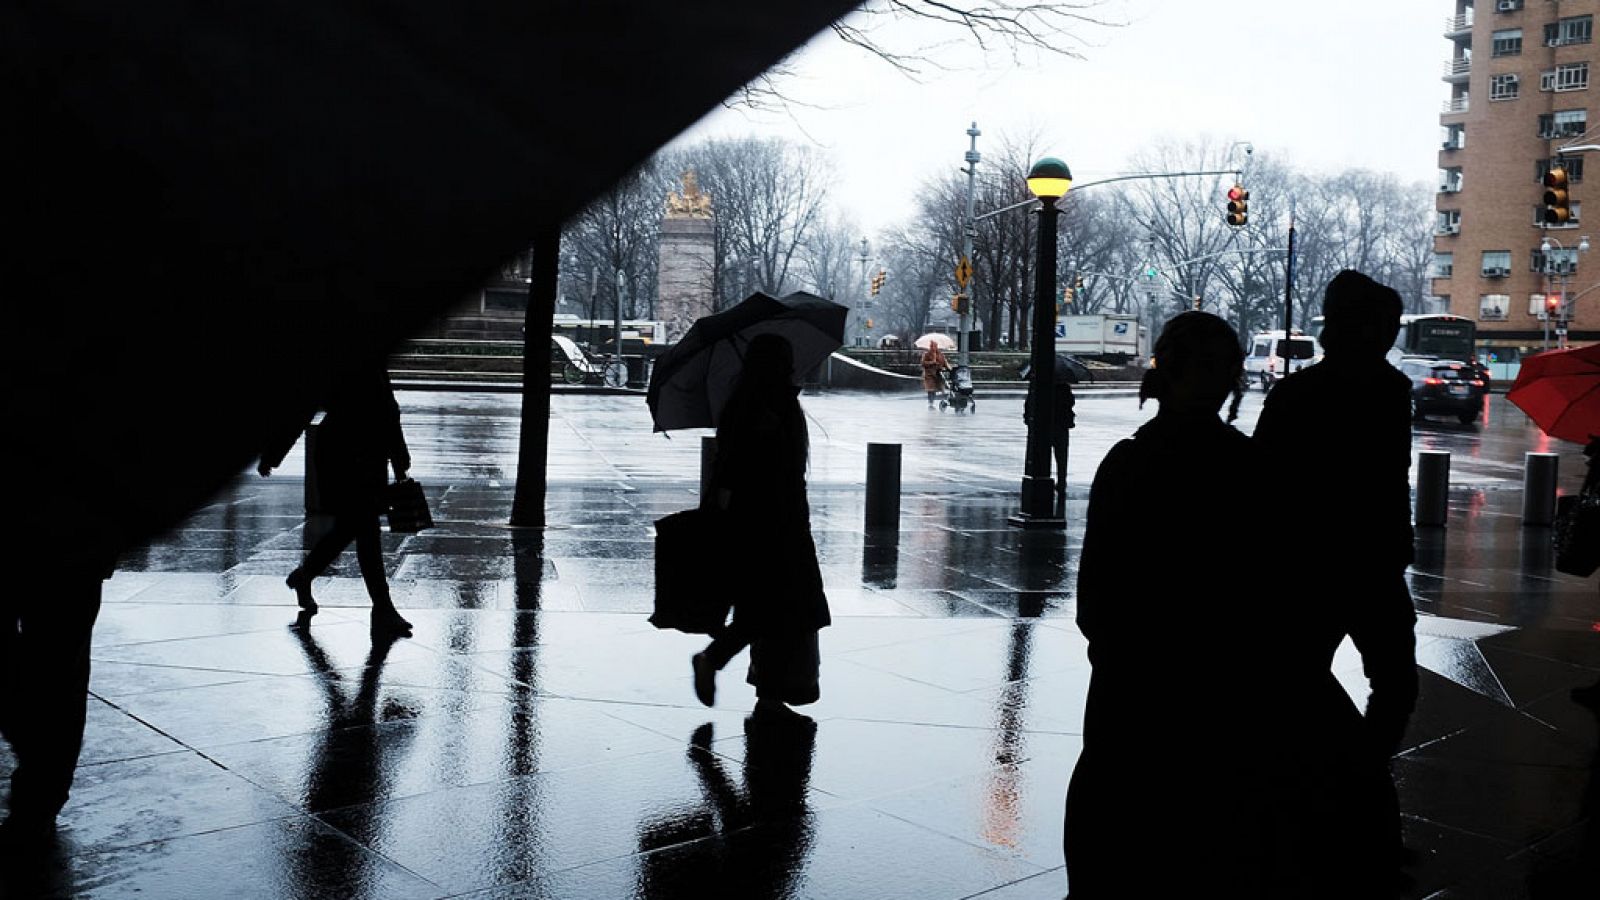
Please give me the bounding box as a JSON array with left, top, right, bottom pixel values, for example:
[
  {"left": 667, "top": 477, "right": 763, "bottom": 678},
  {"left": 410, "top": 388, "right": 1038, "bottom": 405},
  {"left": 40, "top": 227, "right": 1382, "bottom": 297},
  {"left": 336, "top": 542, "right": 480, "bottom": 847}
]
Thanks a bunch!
[{"left": 960, "top": 122, "right": 980, "bottom": 367}]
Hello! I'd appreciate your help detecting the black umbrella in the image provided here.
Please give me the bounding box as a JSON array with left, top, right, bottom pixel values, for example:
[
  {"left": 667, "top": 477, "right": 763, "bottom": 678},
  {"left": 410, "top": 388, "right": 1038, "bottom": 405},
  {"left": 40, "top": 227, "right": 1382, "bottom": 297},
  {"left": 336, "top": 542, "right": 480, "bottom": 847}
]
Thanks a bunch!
[
  {"left": 647, "top": 291, "right": 848, "bottom": 431},
  {"left": 1019, "top": 354, "right": 1095, "bottom": 385}
]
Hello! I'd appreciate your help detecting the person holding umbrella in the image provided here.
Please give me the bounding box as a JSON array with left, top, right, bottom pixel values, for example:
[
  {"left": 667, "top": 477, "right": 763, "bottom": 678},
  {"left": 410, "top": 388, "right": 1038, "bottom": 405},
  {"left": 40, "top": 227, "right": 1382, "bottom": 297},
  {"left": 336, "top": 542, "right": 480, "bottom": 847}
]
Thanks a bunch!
[
  {"left": 920, "top": 339, "right": 950, "bottom": 409},
  {"left": 689, "top": 334, "right": 830, "bottom": 722}
]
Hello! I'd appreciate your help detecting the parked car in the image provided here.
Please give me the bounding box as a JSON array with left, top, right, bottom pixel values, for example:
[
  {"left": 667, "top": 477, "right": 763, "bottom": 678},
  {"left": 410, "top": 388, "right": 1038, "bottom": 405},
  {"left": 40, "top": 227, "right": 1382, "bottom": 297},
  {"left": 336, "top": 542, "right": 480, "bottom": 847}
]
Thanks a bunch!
[
  {"left": 1244, "top": 330, "right": 1320, "bottom": 392},
  {"left": 1397, "top": 357, "right": 1487, "bottom": 425}
]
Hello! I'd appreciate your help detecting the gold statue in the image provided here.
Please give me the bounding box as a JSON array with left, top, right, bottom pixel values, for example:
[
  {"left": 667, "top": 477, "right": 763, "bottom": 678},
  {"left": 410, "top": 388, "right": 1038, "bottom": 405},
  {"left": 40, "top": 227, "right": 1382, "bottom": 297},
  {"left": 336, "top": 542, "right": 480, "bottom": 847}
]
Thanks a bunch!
[{"left": 665, "top": 170, "right": 713, "bottom": 218}]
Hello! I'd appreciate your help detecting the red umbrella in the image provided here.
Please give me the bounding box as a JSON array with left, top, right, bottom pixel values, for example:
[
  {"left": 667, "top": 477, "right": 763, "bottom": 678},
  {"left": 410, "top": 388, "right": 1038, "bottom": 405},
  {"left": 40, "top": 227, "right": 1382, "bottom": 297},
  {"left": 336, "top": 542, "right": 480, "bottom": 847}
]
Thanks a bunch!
[{"left": 1507, "top": 344, "right": 1600, "bottom": 443}]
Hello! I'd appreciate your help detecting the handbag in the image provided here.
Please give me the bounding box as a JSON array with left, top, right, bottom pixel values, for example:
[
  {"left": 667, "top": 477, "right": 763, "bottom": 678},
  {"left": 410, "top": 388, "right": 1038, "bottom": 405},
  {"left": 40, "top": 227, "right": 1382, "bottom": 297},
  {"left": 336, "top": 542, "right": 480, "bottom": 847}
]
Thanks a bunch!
[
  {"left": 651, "top": 507, "right": 732, "bottom": 634},
  {"left": 384, "top": 478, "right": 434, "bottom": 533},
  {"left": 1554, "top": 493, "right": 1599, "bottom": 578}
]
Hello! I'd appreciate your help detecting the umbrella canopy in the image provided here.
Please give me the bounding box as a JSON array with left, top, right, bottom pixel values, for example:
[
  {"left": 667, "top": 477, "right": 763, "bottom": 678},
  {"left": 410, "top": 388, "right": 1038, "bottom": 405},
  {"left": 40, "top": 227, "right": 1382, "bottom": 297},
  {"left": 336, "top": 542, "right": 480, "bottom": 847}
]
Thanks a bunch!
[
  {"left": 1508, "top": 344, "right": 1600, "bottom": 444},
  {"left": 914, "top": 333, "right": 957, "bottom": 350},
  {"left": 647, "top": 291, "right": 847, "bottom": 432},
  {"left": 1019, "top": 354, "right": 1096, "bottom": 384}
]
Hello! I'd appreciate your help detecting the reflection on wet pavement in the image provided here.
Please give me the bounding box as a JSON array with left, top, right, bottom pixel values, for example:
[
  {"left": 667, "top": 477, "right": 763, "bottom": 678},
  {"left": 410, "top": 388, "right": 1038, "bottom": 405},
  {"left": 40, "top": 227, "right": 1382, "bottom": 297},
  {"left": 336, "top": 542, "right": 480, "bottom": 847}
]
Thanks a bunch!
[{"left": 1, "top": 391, "right": 1595, "bottom": 898}]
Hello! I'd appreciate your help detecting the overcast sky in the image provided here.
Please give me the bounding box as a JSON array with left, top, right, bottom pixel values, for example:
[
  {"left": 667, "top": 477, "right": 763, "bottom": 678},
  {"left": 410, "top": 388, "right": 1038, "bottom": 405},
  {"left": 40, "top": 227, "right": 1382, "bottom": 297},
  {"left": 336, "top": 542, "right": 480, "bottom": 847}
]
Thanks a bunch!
[{"left": 666, "top": 0, "right": 1444, "bottom": 236}]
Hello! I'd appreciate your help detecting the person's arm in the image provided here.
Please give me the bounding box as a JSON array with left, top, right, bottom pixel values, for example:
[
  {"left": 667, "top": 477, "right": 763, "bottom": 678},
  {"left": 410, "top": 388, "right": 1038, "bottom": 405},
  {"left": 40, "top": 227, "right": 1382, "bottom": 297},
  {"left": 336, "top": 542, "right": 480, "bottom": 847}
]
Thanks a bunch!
[
  {"left": 1076, "top": 442, "right": 1134, "bottom": 644},
  {"left": 1350, "top": 578, "right": 1418, "bottom": 757}
]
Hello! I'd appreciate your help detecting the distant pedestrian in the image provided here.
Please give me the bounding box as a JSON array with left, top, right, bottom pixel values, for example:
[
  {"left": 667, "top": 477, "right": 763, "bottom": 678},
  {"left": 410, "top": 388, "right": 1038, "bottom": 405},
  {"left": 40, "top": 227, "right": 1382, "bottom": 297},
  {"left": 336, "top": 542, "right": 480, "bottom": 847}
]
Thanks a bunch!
[
  {"left": 691, "top": 334, "right": 830, "bottom": 723},
  {"left": 259, "top": 364, "right": 415, "bottom": 636},
  {"left": 1064, "top": 311, "right": 1279, "bottom": 896},
  {"left": 921, "top": 343, "right": 949, "bottom": 408},
  {"left": 1023, "top": 359, "right": 1077, "bottom": 502},
  {"left": 1253, "top": 269, "right": 1418, "bottom": 895}
]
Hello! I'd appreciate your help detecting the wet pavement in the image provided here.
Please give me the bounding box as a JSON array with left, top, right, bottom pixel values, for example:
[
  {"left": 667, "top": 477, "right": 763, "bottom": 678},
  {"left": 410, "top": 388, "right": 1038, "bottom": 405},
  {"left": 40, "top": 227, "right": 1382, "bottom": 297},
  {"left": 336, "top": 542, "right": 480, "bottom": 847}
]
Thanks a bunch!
[{"left": 3, "top": 390, "right": 1596, "bottom": 899}]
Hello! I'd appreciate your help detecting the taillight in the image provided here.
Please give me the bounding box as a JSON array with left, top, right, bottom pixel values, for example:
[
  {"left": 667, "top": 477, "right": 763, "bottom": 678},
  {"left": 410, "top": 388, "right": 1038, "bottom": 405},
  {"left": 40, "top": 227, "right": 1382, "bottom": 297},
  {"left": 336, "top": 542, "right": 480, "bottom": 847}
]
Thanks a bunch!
[
  {"left": 1424, "top": 377, "right": 1443, "bottom": 385},
  {"left": 1470, "top": 380, "right": 1483, "bottom": 387}
]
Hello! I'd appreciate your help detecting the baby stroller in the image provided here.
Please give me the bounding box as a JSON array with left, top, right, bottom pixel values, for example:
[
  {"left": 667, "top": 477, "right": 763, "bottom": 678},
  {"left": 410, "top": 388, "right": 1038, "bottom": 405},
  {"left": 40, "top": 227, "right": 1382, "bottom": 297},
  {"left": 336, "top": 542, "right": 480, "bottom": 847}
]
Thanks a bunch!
[{"left": 938, "top": 364, "right": 976, "bottom": 414}]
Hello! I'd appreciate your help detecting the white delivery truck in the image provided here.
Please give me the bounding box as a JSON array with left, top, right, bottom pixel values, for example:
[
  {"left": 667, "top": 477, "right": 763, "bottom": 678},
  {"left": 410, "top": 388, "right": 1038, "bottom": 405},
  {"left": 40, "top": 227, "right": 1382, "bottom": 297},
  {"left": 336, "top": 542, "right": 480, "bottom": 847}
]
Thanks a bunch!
[
  {"left": 1054, "top": 314, "right": 1147, "bottom": 364},
  {"left": 1243, "top": 330, "right": 1321, "bottom": 392}
]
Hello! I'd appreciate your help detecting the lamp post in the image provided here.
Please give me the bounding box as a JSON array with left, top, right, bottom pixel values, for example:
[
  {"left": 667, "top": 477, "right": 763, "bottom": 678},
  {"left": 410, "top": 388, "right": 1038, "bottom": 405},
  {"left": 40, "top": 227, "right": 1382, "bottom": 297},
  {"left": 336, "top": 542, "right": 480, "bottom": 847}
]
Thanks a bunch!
[
  {"left": 1009, "top": 158, "right": 1071, "bottom": 530},
  {"left": 1541, "top": 233, "right": 1590, "bottom": 350}
]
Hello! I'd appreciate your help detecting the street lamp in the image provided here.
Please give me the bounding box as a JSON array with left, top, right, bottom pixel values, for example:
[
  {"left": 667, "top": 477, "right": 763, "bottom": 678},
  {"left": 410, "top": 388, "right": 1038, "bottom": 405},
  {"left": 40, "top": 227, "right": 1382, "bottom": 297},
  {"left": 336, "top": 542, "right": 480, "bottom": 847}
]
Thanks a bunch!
[
  {"left": 1540, "top": 233, "right": 1590, "bottom": 350},
  {"left": 1010, "top": 157, "right": 1071, "bottom": 530}
]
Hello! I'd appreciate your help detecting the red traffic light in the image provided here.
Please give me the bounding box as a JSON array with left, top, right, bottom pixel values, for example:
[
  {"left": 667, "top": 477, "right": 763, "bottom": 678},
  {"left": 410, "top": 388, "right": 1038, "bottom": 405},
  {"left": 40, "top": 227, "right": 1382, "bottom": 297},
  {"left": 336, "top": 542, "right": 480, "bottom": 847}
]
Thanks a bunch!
[{"left": 1225, "top": 184, "right": 1249, "bottom": 227}]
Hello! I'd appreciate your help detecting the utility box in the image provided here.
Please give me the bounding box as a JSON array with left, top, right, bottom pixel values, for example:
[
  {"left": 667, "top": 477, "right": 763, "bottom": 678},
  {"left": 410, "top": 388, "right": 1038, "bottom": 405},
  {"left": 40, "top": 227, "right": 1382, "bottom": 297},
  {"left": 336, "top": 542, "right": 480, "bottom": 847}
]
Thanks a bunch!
[{"left": 1054, "top": 314, "right": 1146, "bottom": 363}]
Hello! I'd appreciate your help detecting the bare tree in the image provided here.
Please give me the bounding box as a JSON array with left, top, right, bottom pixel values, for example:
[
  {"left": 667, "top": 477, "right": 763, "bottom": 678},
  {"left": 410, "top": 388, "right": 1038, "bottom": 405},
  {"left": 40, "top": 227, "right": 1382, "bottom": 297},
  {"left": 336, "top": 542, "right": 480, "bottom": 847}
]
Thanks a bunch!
[
  {"left": 732, "top": 1, "right": 1121, "bottom": 109},
  {"left": 798, "top": 213, "right": 864, "bottom": 301},
  {"left": 560, "top": 157, "right": 666, "bottom": 322}
]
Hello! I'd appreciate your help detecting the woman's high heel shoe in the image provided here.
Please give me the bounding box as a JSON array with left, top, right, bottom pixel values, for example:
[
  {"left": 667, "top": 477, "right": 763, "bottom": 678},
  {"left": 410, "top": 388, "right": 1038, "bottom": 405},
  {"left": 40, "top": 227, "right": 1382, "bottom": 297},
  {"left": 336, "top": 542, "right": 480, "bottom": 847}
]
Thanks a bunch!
[{"left": 286, "top": 569, "right": 318, "bottom": 616}]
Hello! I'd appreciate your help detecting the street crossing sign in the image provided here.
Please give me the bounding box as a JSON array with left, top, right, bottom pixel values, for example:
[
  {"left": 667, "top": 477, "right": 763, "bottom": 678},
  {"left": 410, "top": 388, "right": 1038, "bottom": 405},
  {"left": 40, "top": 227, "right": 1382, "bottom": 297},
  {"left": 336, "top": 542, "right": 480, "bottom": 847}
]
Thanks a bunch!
[{"left": 955, "top": 256, "right": 972, "bottom": 289}]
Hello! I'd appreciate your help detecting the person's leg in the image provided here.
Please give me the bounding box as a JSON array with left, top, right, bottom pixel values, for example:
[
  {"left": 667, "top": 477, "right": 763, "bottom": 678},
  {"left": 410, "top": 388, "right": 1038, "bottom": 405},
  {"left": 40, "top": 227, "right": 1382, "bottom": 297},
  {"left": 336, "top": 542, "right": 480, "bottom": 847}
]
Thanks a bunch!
[
  {"left": 926, "top": 390, "right": 935, "bottom": 408},
  {"left": 692, "top": 620, "right": 751, "bottom": 707},
  {"left": 1052, "top": 434, "right": 1069, "bottom": 496},
  {"left": 289, "top": 515, "right": 358, "bottom": 615},
  {"left": 354, "top": 513, "right": 410, "bottom": 635},
  {"left": 4, "top": 579, "right": 102, "bottom": 832}
]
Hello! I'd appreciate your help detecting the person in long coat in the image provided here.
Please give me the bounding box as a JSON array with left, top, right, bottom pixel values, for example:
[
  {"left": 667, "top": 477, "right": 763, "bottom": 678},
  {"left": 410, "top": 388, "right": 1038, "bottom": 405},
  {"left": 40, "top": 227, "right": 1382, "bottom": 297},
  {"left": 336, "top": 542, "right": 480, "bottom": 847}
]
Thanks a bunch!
[
  {"left": 260, "top": 365, "right": 414, "bottom": 636},
  {"left": 691, "top": 334, "right": 830, "bottom": 722},
  {"left": 921, "top": 343, "right": 949, "bottom": 408}
]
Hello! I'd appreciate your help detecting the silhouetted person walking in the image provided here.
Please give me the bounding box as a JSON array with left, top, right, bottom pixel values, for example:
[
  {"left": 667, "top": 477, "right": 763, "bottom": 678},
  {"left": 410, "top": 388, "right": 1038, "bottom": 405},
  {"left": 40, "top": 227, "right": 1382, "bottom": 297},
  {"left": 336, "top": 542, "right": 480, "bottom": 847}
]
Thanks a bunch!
[
  {"left": 1253, "top": 269, "right": 1418, "bottom": 895},
  {"left": 260, "top": 366, "right": 414, "bottom": 636},
  {"left": 1064, "top": 312, "right": 1279, "bottom": 897},
  {"left": 691, "top": 334, "right": 830, "bottom": 723},
  {"left": 0, "top": 546, "right": 111, "bottom": 848},
  {"left": 1023, "top": 359, "right": 1076, "bottom": 503}
]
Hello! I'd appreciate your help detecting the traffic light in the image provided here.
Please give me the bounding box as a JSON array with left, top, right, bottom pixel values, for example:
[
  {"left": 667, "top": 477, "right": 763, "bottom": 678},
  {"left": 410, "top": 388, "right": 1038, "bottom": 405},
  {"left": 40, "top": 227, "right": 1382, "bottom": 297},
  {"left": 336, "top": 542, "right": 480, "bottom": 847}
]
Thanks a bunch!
[
  {"left": 1226, "top": 184, "right": 1249, "bottom": 227},
  {"left": 1545, "top": 294, "right": 1561, "bottom": 319},
  {"left": 1059, "top": 286, "right": 1073, "bottom": 313},
  {"left": 951, "top": 294, "right": 970, "bottom": 315},
  {"left": 870, "top": 269, "right": 887, "bottom": 295},
  {"left": 1543, "top": 166, "right": 1571, "bottom": 225},
  {"left": 864, "top": 318, "right": 874, "bottom": 329}
]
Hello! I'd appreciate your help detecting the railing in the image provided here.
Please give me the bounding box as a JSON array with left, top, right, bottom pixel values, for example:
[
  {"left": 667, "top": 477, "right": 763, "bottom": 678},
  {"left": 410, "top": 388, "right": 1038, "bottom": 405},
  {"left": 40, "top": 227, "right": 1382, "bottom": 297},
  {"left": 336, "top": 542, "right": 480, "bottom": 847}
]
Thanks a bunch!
[
  {"left": 1444, "top": 13, "right": 1474, "bottom": 36},
  {"left": 1443, "top": 58, "right": 1472, "bottom": 79},
  {"left": 1443, "top": 96, "right": 1470, "bottom": 114}
]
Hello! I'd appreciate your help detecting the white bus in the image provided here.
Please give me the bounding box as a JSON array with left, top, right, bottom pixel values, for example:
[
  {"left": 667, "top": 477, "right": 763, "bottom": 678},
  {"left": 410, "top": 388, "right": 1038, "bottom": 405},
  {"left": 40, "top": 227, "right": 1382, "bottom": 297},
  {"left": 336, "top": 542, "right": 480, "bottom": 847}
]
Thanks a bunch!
[{"left": 1308, "top": 313, "right": 1476, "bottom": 366}]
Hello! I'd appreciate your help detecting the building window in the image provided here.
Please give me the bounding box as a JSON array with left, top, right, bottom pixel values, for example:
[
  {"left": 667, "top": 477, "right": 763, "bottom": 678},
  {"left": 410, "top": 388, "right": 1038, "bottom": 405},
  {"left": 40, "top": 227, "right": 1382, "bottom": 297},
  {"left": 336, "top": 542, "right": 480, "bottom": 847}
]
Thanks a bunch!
[
  {"left": 1532, "top": 246, "right": 1581, "bottom": 274},
  {"left": 1545, "top": 15, "right": 1593, "bottom": 46},
  {"left": 1492, "top": 29, "right": 1523, "bottom": 56},
  {"left": 1537, "top": 156, "right": 1585, "bottom": 183},
  {"left": 1440, "top": 167, "right": 1464, "bottom": 192},
  {"left": 1481, "top": 251, "right": 1512, "bottom": 277},
  {"left": 1438, "top": 209, "right": 1462, "bottom": 234},
  {"left": 1538, "top": 109, "right": 1587, "bottom": 138},
  {"left": 1479, "top": 295, "right": 1509, "bottom": 321},
  {"left": 1490, "top": 73, "right": 1520, "bottom": 99},
  {"left": 1530, "top": 294, "right": 1553, "bottom": 318},
  {"left": 1532, "top": 202, "right": 1582, "bottom": 226},
  {"left": 1555, "top": 62, "right": 1589, "bottom": 91},
  {"left": 1442, "top": 124, "right": 1466, "bottom": 150},
  {"left": 1434, "top": 252, "right": 1455, "bottom": 278}
]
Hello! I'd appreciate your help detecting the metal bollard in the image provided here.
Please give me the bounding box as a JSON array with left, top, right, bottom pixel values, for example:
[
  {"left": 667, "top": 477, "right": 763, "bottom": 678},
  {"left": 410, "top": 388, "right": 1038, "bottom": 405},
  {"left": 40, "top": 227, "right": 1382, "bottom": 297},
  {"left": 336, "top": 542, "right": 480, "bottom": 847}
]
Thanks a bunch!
[
  {"left": 864, "top": 443, "right": 902, "bottom": 530},
  {"left": 1415, "top": 450, "right": 1450, "bottom": 527},
  {"left": 700, "top": 436, "right": 718, "bottom": 504},
  {"left": 1523, "top": 452, "right": 1560, "bottom": 526}
]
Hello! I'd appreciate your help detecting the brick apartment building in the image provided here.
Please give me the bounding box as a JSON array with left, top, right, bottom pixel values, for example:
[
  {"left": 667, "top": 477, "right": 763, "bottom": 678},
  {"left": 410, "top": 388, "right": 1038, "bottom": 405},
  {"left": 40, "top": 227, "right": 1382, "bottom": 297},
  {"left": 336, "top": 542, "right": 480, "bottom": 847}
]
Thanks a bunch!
[{"left": 1435, "top": 0, "right": 1598, "bottom": 364}]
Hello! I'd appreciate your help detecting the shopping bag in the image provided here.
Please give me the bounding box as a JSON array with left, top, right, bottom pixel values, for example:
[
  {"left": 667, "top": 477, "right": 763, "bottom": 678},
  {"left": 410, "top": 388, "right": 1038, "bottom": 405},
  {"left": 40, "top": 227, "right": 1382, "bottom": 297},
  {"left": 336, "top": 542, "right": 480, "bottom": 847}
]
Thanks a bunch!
[
  {"left": 1554, "top": 494, "right": 1599, "bottom": 578},
  {"left": 651, "top": 508, "right": 732, "bottom": 634},
  {"left": 385, "top": 478, "right": 434, "bottom": 533}
]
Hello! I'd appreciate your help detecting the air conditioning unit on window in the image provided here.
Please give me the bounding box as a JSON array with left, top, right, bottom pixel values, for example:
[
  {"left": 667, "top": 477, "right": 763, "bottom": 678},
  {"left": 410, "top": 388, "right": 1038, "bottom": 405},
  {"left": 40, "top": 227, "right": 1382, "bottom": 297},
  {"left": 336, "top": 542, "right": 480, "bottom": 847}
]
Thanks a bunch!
[
  {"left": 1497, "top": 0, "right": 1519, "bottom": 11},
  {"left": 1441, "top": 223, "right": 1461, "bottom": 235},
  {"left": 1483, "top": 267, "right": 1511, "bottom": 277},
  {"left": 1554, "top": 261, "right": 1578, "bottom": 275}
]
